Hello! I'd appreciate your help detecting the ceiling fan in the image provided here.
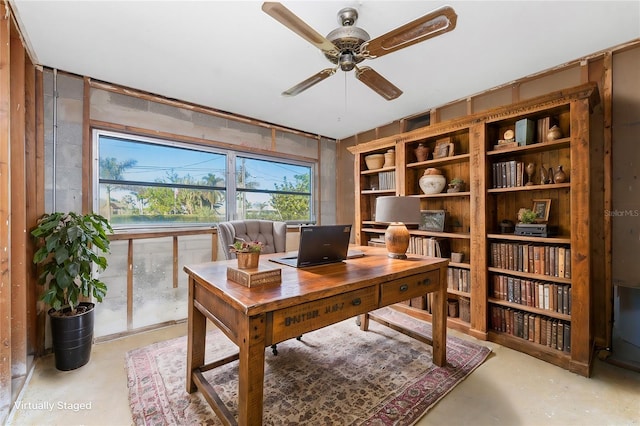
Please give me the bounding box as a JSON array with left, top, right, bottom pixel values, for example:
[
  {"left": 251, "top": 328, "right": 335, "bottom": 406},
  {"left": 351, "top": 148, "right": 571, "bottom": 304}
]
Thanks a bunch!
[{"left": 262, "top": 2, "right": 457, "bottom": 100}]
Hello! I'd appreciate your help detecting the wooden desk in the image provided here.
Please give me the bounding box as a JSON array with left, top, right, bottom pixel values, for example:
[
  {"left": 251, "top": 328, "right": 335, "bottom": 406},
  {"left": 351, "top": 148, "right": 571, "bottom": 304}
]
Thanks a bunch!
[{"left": 184, "top": 246, "right": 448, "bottom": 426}]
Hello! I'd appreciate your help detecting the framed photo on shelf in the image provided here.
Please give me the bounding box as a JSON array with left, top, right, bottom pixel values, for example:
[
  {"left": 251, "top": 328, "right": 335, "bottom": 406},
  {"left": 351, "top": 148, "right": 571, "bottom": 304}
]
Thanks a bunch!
[
  {"left": 433, "top": 137, "right": 451, "bottom": 159},
  {"left": 419, "top": 210, "right": 447, "bottom": 232},
  {"left": 532, "top": 198, "right": 551, "bottom": 223}
]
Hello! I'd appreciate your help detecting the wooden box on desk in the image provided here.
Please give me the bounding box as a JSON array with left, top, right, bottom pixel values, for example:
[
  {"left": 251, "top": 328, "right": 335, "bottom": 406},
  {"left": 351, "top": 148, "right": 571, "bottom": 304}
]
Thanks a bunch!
[{"left": 226, "top": 265, "right": 282, "bottom": 288}]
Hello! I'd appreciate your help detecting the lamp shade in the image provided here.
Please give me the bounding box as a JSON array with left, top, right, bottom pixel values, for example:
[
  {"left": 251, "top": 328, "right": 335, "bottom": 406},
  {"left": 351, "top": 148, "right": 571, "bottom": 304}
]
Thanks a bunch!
[{"left": 375, "top": 196, "right": 421, "bottom": 224}]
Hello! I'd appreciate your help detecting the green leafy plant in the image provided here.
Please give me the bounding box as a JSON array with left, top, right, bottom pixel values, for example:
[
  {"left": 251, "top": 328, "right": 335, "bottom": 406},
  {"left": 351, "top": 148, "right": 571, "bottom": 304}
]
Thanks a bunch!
[
  {"left": 31, "top": 212, "right": 113, "bottom": 315},
  {"left": 519, "top": 209, "right": 538, "bottom": 224},
  {"left": 229, "top": 238, "right": 263, "bottom": 253}
]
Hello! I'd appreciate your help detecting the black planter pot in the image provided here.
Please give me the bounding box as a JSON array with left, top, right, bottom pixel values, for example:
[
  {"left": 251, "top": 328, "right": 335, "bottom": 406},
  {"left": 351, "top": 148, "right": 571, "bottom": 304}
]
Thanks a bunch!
[{"left": 48, "top": 302, "right": 95, "bottom": 371}]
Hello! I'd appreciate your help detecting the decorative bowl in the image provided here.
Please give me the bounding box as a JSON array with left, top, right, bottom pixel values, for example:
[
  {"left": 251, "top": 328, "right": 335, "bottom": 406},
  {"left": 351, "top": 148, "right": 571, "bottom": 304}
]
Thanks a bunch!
[{"left": 364, "top": 154, "right": 384, "bottom": 170}]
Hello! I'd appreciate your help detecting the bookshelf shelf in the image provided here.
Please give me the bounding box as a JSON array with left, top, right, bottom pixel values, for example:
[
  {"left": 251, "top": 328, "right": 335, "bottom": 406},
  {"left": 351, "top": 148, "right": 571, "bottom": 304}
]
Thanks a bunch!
[
  {"left": 487, "top": 183, "right": 570, "bottom": 193},
  {"left": 361, "top": 189, "right": 396, "bottom": 195},
  {"left": 448, "top": 261, "right": 470, "bottom": 269},
  {"left": 361, "top": 165, "right": 395, "bottom": 175},
  {"left": 448, "top": 288, "right": 471, "bottom": 297},
  {"left": 488, "top": 331, "right": 572, "bottom": 367},
  {"left": 487, "top": 138, "right": 570, "bottom": 156},
  {"left": 488, "top": 298, "right": 571, "bottom": 321},
  {"left": 348, "top": 83, "right": 601, "bottom": 377},
  {"left": 411, "top": 230, "right": 471, "bottom": 239},
  {"left": 407, "top": 153, "right": 471, "bottom": 168},
  {"left": 487, "top": 267, "right": 572, "bottom": 284},
  {"left": 415, "top": 191, "right": 471, "bottom": 198},
  {"left": 487, "top": 234, "right": 571, "bottom": 245}
]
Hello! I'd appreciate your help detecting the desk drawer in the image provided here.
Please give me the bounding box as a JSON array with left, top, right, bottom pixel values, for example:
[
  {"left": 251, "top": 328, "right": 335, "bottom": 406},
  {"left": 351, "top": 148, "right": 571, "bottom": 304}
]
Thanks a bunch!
[
  {"left": 272, "top": 287, "right": 377, "bottom": 343},
  {"left": 380, "top": 270, "right": 439, "bottom": 306}
]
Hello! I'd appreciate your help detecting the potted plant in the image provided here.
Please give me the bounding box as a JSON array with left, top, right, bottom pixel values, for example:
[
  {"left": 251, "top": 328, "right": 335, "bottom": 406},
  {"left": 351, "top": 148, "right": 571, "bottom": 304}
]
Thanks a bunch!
[
  {"left": 518, "top": 208, "right": 538, "bottom": 224},
  {"left": 31, "top": 211, "right": 113, "bottom": 370},
  {"left": 447, "top": 177, "right": 465, "bottom": 193},
  {"left": 229, "top": 238, "right": 263, "bottom": 269}
]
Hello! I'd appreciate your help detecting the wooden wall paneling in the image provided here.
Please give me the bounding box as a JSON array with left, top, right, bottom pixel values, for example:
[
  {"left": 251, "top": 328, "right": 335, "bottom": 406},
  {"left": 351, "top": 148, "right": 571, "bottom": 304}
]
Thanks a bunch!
[
  {"left": 0, "top": 9, "right": 11, "bottom": 423},
  {"left": 10, "top": 20, "right": 27, "bottom": 380}
]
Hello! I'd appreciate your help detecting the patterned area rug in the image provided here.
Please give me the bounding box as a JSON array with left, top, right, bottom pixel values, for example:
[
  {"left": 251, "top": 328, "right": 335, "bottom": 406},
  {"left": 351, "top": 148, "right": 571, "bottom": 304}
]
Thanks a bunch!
[{"left": 126, "top": 307, "right": 491, "bottom": 425}]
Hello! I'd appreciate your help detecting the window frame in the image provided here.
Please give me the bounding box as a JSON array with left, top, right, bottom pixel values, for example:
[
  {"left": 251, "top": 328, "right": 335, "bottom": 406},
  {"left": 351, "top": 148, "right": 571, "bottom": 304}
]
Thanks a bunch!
[{"left": 92, "top": 129, "right": 316, "bottom": 229}]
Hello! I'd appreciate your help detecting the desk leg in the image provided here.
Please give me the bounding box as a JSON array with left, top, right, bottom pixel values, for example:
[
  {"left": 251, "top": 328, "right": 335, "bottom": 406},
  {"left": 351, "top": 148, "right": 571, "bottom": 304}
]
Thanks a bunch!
[
  {"left": 186, "top": 276, "right": 206, "bottom": 393},
  {"left": 237, "top": 314, "right": 266, "bottom": 426},
  {"left": 431, "top": 266, "right": 448, "bottom": 367}
]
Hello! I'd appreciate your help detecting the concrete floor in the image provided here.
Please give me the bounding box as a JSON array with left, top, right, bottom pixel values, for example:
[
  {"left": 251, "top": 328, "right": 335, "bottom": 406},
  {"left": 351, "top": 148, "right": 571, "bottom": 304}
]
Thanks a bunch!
[{"left": 7, "top": 321, "right": 640, "bottom": 426}]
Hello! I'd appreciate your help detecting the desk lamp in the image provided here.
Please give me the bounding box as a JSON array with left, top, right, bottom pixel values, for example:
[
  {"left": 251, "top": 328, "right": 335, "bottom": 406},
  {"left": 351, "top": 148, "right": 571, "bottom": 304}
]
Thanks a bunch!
[{"left": 375, "top": 196, "right": 421, "bottom": 259}]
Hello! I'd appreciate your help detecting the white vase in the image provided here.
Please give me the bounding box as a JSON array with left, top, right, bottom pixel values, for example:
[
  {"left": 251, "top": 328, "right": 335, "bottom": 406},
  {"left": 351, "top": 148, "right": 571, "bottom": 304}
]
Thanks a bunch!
[{"left": 419, "top": 173, "right": 446, "bottom": 194}]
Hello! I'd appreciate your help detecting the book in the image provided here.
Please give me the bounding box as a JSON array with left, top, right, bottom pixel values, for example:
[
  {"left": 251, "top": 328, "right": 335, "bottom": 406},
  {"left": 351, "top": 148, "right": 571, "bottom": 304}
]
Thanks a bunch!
[
  {"left": 515, "top": 118, "right": 536, "bottom": 146},
  {"left": 226, "top": 265, "right": 282, "bottom": 288},
  {"left": 564, "top": 323, "right": 571, "bottom": 352},
  {"left": 558, "top": 247, "right": 566, "bottom": 277}
]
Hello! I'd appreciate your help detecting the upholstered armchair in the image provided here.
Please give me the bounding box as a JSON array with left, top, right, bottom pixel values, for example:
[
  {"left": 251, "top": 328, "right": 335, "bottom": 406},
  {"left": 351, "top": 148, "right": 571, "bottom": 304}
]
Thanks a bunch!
[
  {"left": 217, "top": 219, "right": 287, "bottom": 260},
  {"left": 217, "top": 219, "right": 291, "bottom": 354}
]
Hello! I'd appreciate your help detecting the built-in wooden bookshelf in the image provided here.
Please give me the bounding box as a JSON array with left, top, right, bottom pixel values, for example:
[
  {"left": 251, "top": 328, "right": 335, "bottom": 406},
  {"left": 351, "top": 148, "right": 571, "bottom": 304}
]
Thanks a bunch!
[{"left": 348, "top": 83, "right": 601, "bottom": 376}]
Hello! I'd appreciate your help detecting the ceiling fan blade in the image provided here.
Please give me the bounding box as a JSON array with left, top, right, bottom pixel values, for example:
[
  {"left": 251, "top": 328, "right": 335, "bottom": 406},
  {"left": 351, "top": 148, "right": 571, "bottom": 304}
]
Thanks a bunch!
[
  {"left": 282, "top": 68, "right": 336, "bottom": 97},
  {"left": 355, "top": 66, "right": 402, "bottom": 101},
  {"left": 360, "top": 6, "right": 457, "bottom": 59},
  {"left": 262, "top": 2, "right": 339, "bottom": 57}
]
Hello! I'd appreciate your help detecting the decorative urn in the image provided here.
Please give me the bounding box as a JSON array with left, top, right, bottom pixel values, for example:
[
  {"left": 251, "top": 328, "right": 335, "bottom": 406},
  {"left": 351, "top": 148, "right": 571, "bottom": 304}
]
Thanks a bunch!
[{"left": 419, "top": 168, "right": 446, "bottom": 194}]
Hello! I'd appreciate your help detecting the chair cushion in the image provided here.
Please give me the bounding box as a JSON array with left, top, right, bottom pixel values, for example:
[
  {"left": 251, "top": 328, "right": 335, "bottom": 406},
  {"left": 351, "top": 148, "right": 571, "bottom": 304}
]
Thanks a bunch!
[{"left": 218, "top": 220, "right": 287, "bottom": 259}]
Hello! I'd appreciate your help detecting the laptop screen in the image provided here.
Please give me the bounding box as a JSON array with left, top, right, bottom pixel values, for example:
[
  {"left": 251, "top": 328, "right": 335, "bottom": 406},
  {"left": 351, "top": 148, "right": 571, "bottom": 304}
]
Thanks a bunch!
[{"left": 270, "top": 224, "right": 352, "bottom": 268}]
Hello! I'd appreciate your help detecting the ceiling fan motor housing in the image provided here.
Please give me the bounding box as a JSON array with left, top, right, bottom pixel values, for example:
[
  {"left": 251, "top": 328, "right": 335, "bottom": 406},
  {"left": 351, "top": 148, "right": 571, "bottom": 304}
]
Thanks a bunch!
[{"left": 324, "top": 13, "right": 370, "bottom": 71}]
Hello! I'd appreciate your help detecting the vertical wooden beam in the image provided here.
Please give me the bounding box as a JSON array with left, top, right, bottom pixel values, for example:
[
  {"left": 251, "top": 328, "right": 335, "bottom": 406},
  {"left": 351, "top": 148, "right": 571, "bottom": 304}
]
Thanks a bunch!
[
  {"left": 173, "top": 236, "right": 179, "bottom": 288},
  {"left": 316, "top": 135, "right": 321, "bottom": 224},
  {"left": 24, "top": 50, "right": 38, "bottom": 356},
  {"left": 127, "top": 239, "right": 133, "bottom": 330},
  {"left": 212, "top": 232, "right": 218, "bottom": 261},
  {"left": 569, "top": 97, "right": 592, "bottom": 372},
  {"left": 430, "top": 108, "right": 439, "bottom": 124},
  {"left": 82, "top": 77, "right": 91, "bottom": 213},
  {"left": 602, "top": 52, "right": 613, "bottom": 348},
  {"left": 0, "top": 7, "right": 11, "bottom": 423},
  {"left": 270, "top": 127, "right": 276, "bottom": 151},
  {"left": 511, "top": 83, "right": 521, "bottom": 103},
  {"left": 469, "top": 123, "right": 488, "bottom": 339},
  {"left": 9, "top": 19, "right": 27, "bottom": 380}
]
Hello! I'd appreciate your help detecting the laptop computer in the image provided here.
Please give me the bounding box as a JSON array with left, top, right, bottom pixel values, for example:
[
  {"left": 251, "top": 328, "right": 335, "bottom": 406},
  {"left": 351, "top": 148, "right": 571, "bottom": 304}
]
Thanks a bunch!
[{"left": 270, "top": 224, "right": 353, "bottom": 268}]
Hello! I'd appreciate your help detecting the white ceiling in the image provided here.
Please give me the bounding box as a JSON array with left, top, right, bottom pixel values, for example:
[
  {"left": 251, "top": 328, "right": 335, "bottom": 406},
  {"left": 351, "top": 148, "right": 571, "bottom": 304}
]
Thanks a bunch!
[{"left": 10, "top": 1, "right": 640, "bottom": 140}]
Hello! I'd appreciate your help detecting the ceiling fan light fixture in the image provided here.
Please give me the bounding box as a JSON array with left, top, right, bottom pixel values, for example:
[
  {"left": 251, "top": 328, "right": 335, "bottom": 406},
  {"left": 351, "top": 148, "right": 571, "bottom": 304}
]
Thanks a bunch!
[{"left": 339, "top": 52, "right": 356, "bottom": 71}]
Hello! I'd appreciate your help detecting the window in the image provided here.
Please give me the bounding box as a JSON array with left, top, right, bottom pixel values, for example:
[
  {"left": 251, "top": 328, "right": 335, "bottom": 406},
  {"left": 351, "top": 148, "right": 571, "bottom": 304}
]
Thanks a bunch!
[
  {"left": 94, "top": 130, "right": 314, "bottom": 228},
  {"left": 235, "top": 155, "right": 312, "bottom": 222}
]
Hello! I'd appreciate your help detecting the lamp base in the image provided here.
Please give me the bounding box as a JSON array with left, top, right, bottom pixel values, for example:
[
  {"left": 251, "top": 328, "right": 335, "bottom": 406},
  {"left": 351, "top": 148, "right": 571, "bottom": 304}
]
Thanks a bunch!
[
  {"left": 387, "top": 253, "right": 408, "bottom": 259},
  {"left": 384, "top": 222, "right": 410, "bottom": 260}
]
